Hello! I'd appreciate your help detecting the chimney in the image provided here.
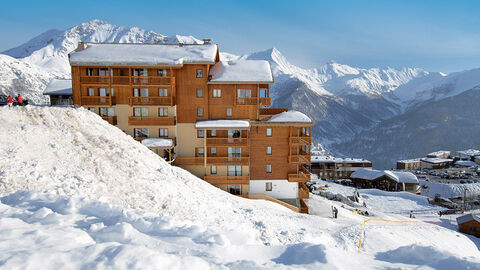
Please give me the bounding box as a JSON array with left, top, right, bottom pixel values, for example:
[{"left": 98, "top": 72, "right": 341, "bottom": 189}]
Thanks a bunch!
[
  {"left": 203, "top": 38, "right": 212, "bottom": 44},
  {"left": 76, "top": 42, "right": 88, "bottom": 51}
]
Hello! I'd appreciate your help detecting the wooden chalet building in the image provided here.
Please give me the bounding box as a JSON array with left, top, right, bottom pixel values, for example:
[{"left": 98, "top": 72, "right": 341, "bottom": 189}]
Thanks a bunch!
[
  {"left": 457, "top": 213, "right": 480, "bottom": 238},
  {"left": 350, "top": 168, "right": 419, "bottom": 193},
  {"left": 310, "top": 156, "right": 372, "bottom": 180},
  {"left": 68, "top": 42, "right": 312, "bottom": 212}
]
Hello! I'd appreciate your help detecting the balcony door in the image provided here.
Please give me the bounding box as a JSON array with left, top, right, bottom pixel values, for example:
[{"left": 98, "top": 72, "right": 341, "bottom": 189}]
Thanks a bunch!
[
  {"left": 133, "top": 88, "right": 149, "bottom": 97},
  {"left": 227, "top": 166, "right": 242, "bottom": 176},
  {"left": 134, "top": 108, "right": 149, "bottom": 117},
  {"left": 228, "top": 147, "right": 241, "bottom": 158},
  {"left": 237, "top": 89, "right": 251, "bottom": 104}
]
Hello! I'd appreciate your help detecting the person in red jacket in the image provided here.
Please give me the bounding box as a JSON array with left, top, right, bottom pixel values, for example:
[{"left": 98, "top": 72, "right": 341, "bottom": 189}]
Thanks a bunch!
[
  {"left": 16, "top": 94, "right": 23, "bottom": 105},
  {"left": 6, "top": 95, "right": 13, "bottom": 107}
]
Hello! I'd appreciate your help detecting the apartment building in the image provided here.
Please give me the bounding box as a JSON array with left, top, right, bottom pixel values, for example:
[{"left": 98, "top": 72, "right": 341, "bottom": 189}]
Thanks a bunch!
[{"left": 69, "top": 42, "right": 312, "bottom": 211}]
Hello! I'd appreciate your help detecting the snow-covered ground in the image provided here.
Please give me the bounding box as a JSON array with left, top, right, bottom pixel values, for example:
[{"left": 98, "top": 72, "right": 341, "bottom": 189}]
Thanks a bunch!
[{"left": 0, "top": 106, "right": 479, "bottom": 269}]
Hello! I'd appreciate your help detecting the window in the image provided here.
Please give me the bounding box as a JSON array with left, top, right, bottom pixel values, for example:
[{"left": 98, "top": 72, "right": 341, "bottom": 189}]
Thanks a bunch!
[
  {"left": 197, "top": 130, "right": 204, "bottom": 138},
  {"left": 228, "top": 147, "right": 241, "bottom": 157},
  {"left": 159, "top": 88, "right": 168, "bottom": 97},
  {"left": 260, "top": 88, "right": 268, "bottom": 98},
  {"left": 266, "top": 164, "right": 272, "bottom": 173},
  {"left": 158, "top": 108, "right": 168, "bottom": 117},
  {"left": 99, "top": 88, "right": 113, "bottom": 97},
  {"left": 211, "top": 130, "right": 216, "bottom": 137},
  {"left": 133, "top": 68, "right": 148, "bottom": 76},
  {"left": 213, "top": 89, "right": 221, "bottom": 98},
  {"left": 99, "top": 108, "right": 114, "bottom": 117},
  {"left": 87, "top": 68, "right": 94, "bottom": 76},
  {"left": 211, "top": 166, "right": 217, "bottom": 174},
  {"left": 134, "top": 128, "right": 149, "bottom": 138},
  {"left": 226, "top": 108, "right": 232, "bottom": 117},
  {"left": 88, "top": 88, "right": 94, "bottom": 96},
  {"left": 159, "top": 128, "right": 168, "bottom": 137},
  {"left": 158, "top": 69, "right": 167, "bottom": 77},
  {"left": 237, "top": 89, "right": 252, "bottom": 97},
  {"left": 266, "top": 128, "right": 272, "bottom": 137},
  {"left": 211, "top": 147, "right": 216, "bottom": 156},
  {"left": 266, "top": 146, "right": 272, "bottom": 155},
  {"left": 196, "top": 69, "right": 203, "bottom": 78},
  {"left": 227, "top": 184, "right": 241, "bottom": 195},
  {"left": 134, "top": 108, "right": 149, "bottom": 117},
  {"left": 88, "top": 107, "right": 95, "bottom": 113},
  {"left": 197, "top": 107, "right": 203, "bottom": 117},
  {"left": 99, "top": 68, "right": 108, "bottom": 76},
  {"left": 265, "top": 182, "right": 272, "bottom": 191},
  {"left": 197, "top": 89, "right": 203, "bottom": 98},
  {"left": 133, "top": 88, "right": 148, "bottom": 97},
  {"left": 197, "top": 148, "right": 204, "bottom": 157},
  {"left": 228, "top": 166, "right": 242, "bottom": 176}
]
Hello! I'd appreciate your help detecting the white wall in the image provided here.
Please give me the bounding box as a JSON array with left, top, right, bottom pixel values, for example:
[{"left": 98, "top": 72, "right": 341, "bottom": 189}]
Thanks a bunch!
[{"left": 249, "top": 180, "right": 298, "bottom": 199}]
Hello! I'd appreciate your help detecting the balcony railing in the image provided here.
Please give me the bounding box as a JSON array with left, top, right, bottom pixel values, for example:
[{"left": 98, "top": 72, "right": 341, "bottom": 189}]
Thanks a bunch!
[
  {"left": 128, "top": 96, "right": 173, "bottom": 106},
  {"left": 290, "top": 136, "right": 311, "bottom": 145},
  {"left": 289, "top": 151, "right": 311, "bottom": 164},
  {"left": 207, "top": 156, "right": 249, "bottom": 165},
  {"left": 236, "top": 97, "right": 257, "bottom": 105},
  {"left": 298, "top": 182, "right": 310, "bottom": 199},
  {"left": 128, "top": 116, "right": 175, "bottom": 126},
  {"left": 132, "top": 76, "right": 174, "bottom": 86},
  {"left": 203, "top": 175, "right": 249, "bottom": 185},
  {"left": 206, "top": 137, "right": 248, "bottom": 146},
  {"left": 101, "top": 116, "right": 117, "bottom": 125},
  {"left": 80, "top": 76, "right": 109, "bottom": 84},
  {"left": 81, "top": 96, "right": 115, "bottom": 106},
  {"left": 79, "top": 76, "right": 175, "bottom": 86},
  {"left": 288, "top": 166, "right": 311, "bottom": 182},
  {"left": 259, "top": 97, "right": 271, "bottom": 107},
  {"left": 111, "top": 76, "right": 130, "bottom": 85}
]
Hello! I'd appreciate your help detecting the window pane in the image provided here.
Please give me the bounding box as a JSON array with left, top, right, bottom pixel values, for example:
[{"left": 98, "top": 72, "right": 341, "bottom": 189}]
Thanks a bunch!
[
  {"left": 159, "top": 88, "right": 167, "bottom": 96},
  {"left": 88, "top": 88, "right": 94, "bottom": 96},
  {"left": 142, "top": 108, "right": 149, "bottom": 117},
  {"left": 267, "top": 128, "right": 272, "bottom": 136},
  {"left": 267, "top": 164, "right": 272, "bottom": 173},
  {"left": 99, "top": 88, "right": 106, "bottom": 96},
  {"left": 134, "top": 108, "right": 141, "bottom": 116},
  {"left": 226, "top": 108, "right": 232, "bottom": 116},
  {"left": 228, "top": 166, "right": 235, "bottom": 176},
  {"left": 267, "top": 146, "right": 272, "bottom": 155},
  {"left": 211, "top": 147, "right": 216, "bottom": 155},
  {"left": 107, "top": 108, "right": 114, "bottom": 117},
  {"left": 198, "top": 130, "right": 204, "bottom": 138},
  {"left": 197, "top": 108, "right": 203, "bottom": 116},
  {"left": 197, "top": 89, "right": 203, "bottom": 97},
  {"left": 196, "top": 69, "right": 203, "bottom": 78},
  {"left": 211, "top": 166, "right": 217, "bottom": 174},
  {"left": 246, "top": 89, "right": 251, "bottom": 97},
  {"left": 99, "top": 108, "right": 107, "bottom": 116},
  {"left": 133, "top": 88, "right": 140, "bottom": 97},
  {"left": 211, "top": 130, "right": 216, "bottom": 137},
  {"left": 141, "top": 88, "right": 148, "bottom": 97}
]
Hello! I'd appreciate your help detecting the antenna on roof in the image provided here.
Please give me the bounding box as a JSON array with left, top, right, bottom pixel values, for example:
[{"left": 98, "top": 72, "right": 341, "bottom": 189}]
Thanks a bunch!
[{"left": 203, "top": 38, "right": 212, "bottom": 44}]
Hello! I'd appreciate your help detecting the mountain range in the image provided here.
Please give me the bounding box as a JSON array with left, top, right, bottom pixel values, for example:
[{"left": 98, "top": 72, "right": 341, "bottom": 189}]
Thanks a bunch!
[{"left": 1, "top": 19, "right": 479, "bottom": 168}]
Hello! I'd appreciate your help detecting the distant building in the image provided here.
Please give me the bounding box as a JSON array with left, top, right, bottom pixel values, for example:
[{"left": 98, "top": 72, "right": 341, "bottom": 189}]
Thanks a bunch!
[
  {"left": 420, "top": 158, "right": 453, "bottom": 169},
  {"left": 350, "top": 169, "right": 419, "bottom": 193},
  {"left": 427, "top": 150, "right": 451, "bottom": 159},
  {"left": 457, "top": 213, "right": 480, "bottom": 238},
  {"left": 396, "top": 158, "right": 421, "bottom": 170},
  {"left": 310, "top": 156, "right": 372, "bottom": 180},
  {"left": 454, "top": 149, "right": 480, "bottom": 161},
  {"left": 43, "top": 79, "right": 73, "bottom": 105}
]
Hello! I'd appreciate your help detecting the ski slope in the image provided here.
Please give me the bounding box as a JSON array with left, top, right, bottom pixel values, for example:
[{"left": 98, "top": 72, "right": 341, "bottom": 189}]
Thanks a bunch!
[{"left": 0, "top": 105, "right": 479, "bottom": 269}]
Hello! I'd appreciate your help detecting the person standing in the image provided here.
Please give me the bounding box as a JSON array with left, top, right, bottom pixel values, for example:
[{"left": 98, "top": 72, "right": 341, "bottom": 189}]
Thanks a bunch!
[
  {"left": 6, "top": 95, "right": 13, "bottom": 107},
  {"left": 333, "top": 206, "right": 338, "bottom": 219},
  {"left": 16, "top": 94, "right": 23, "bottom": 105}
]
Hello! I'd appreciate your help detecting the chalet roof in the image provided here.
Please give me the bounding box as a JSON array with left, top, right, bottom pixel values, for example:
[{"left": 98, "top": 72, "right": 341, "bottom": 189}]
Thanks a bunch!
[
  {"left": 457, "top": 213, "right": 480, "bottom": 225},
  {"left": 195, "top": 120, "right": 250, "bottom": 129},
  {"left": 141, "top": 138, "right": 174, "bottom": 148},
  {"left": 455, "top": 149, "right": 480, "bottom": 157},
  {"left": 43, "top": 79, "right": 72, "bottom": 95},
  {"left": 397, "top": 158, "right": 421, "bottom": 163},
  {"left": 384, "top": 171, "right": 419, "bottom": 184},
  {"left": 421, "top": 158, "right": 453, "bottom": 164},
  {"left": 427, "top": 150, "right": 450, "bottom": 157},
  {"left": 350, "top": 169, "right": 385, "bottom": 181},
  {"left": 455, "top": 160, "right": 478, "bottom": 167},
  {"left": 267, "top": 111, "right": 312, "bottom": 123},
  {"left": 311, "top": 155, "right": 371, "bottom": 164},
  {"left": 208, "top": 60, "right": 273, "bottom": 84},
  {"left": 69, "top": 43, "right": 218, "bottom": 66}
]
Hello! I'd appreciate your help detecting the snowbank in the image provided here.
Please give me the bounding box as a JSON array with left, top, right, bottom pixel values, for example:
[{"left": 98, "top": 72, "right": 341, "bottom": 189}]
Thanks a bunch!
[{"left": 209, "top": 60, "right": 273, "bottom": 83}]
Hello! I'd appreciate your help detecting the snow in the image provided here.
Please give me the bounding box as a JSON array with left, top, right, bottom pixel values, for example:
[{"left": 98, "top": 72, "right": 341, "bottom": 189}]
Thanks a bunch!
[
  {"left": 69, "top": 43, "right": 218, "bottom": 66},
  {"left": 383, "top": 171, "right": 419, "bottom": 184},
  {"left": 267, "top": 110, "right": 312, "bottom": 123},
  {"left": 311, "top": 155, "right": 370, "bottom": 164},
  {"left": 195, "top": 119, "right": 250, "bottom": 129},
  {"left": 421, "top": 157, "right": 453, "bottom": 164},
  {"left": 427, "top": 150, "right": 450, "bottom": 157},
  {"left": 209, "top": 60, "right": 273, "bottom": 83},
  {"left": 455, "top": 160, "right": 478, "bottom": 167},
  {"left": 457, "top": 213, "right": 480, "bottom": 224},
  {"left": 455, "top": 149, "right": 480, "bottom": 158},
  {"left": 43, "top": 79, "right": 72, "bottom": 95},
  {"left": 420, "top": 181, "right": 480, "bottom": 199},
  {"left": 141, "top": 138, "right": 174, "bottom": 148},
  {"left": 350, "top": 168, "right": 385, "bottom": 180},
  {"left": 397, "top": 158, "right": 421, "bottom": 163}
]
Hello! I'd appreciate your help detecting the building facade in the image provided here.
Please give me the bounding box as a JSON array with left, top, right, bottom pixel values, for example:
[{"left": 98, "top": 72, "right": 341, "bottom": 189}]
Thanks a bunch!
[
  {"left": 311, "top": 156, "right": 372, "bottom": 180},
  {"left": 69, "top": 42, "right": 312, "bottom": 210}
]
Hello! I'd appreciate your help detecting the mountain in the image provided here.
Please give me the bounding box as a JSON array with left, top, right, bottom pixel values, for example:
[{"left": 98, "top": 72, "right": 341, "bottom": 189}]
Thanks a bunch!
[{"left": 334, "top": 86, "right": 480, "bottom": 169}]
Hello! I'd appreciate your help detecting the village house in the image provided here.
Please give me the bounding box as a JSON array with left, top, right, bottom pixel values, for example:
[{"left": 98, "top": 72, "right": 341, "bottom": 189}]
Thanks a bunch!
[
  {"left": 43, "top": 79, "right": 73, "bottom": 106},
  {"left": 68, "top": 42, "right": 312, "bottom": 212},
  {"left": 426, "top": 150, "right": 451, "bottom": 159},
  {"left": 457, "top": 213, "right": 480, "bottom": 238},
  {"left": 454, "top": 149, "right": 480, "bottom": 161},
  {"left": 310, "top": 156, "right": 372, "bottom": 180},
  {"left": 350, "top": 168, "right": 419, "bottom": 193},
  {"left": 396, "top": 158, "right": 421, "bottom": 170},
  {"left": 420, "top": 158, "right": 453, "bottom": 169}
]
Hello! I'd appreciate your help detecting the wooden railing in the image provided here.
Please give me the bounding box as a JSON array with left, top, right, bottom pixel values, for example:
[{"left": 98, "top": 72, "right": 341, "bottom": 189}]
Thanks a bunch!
[
  {"left": 132, "top": 76, "right": 174, "bottom": 86},
  {"left": 259, "top": 97, "right": 271, "bottom": 107},
  {"left": 174, "top": 157, "right": 204, "bottom": 165},
  {"left": 80, "top": 76, "right": 109, "bottom": 84},
  {"left": 236, "top": 97, "right": 257, "bottom": 105},
  {"left": 298, "top": 182, "right": 310, "bottom": 199},
  {"left": 111, "top": 76, "right": 130, "bottom": 85},
  {"left": 101, "top": 116, "right": 117, "bottom": 125},
  {"left": 259, "top": 108, "right": 288, "bottom": 115},
  {"left": 207, "top": 156, "right": 249, "bottom": 165},
  {"left": 128, "top": 96, "right": 173, "bottom": 106},
  {"left": 290, "top": 136, "right": 311, "bottom": 145},
  {"left": 206, "top": 137, "right": 248, "bottom": 146},
  {"left": 203, "top": 175, "right": 249, "bottom": 184},
  {"left": 81, "top": 96, "right": 115, "bottom": 106},
  {"left": 288, "top": 166, "right": 311, "bottom": 182},
  {"left": 128, "top": 116, "right": 175, "bottom": 126},
  {"left": 289, "top": 153, "right": 311, "bottom": 164},
  {"left": 299, "top": 198, "right": 309, "bottom": 214}
]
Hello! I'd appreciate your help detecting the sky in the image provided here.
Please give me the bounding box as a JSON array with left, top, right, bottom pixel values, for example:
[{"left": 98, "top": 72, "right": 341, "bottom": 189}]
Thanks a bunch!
[{"left": 1, "top": 0, "right": 479, "bottom": 73}]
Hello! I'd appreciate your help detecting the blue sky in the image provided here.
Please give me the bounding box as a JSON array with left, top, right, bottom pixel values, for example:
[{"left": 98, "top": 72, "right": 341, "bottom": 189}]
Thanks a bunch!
[{"left": 1, "top": 0, "right": 479, "bottom": 72}]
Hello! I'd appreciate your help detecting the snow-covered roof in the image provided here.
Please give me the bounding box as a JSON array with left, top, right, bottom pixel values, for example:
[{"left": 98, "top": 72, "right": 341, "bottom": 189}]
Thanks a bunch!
[
  {"left": 69, "top": 43, "right": 218, "bottom": 66},
  {"left": 420, "top": 181, "right": 480, "bottom": 199},
  {"left": 455, "top": 149, "right": 480, "bottom": 157},
  {"left": 43, "top": 79, "right": 72, "bottom": 95},
  {"left": 195, "top": 120, "right": 250, "bottom": 129},
  {"left": 397, "top": 158, "right": 421, "bottom": 163},
  {"left": 141, "top": 138, "right": 174, "bottom": 148},
  {"left": 208, "top": 60, "right": 273, "bottom": 83},
  {"left": 311, "top": 155, "right": 371, "bottom": 164},
  {"left": 457, "top": 213, "right": 480, "bottom": 225},
  {"left": 455, "top": 160, "right": 478, "bottom": 167},
  {"left": 421, "top": 158, "right": 453, "bottom": 164},
  {"left": 384, "top": 171, "right": 419, "bottom": 184},
  {"left": 350, "top": 169, "right": 385, "bottom": 181},
  {"left": 267, "top": 111, "right": 312, "bottom": 123},
  {"left": 426, "top": 150, "right": 450, "bottom": 157}
]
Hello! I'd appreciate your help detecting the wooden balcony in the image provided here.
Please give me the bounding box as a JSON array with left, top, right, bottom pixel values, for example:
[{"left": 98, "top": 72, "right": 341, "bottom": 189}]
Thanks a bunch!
[
  {"left": 79, "top": 76, "right": 175, "bottom": 86},
  {"left": 298, "top": 182, "right": 310, "bottom": 199},
  {"left": 111, "top": 76, "right": 130, "bottom": 85},
  {"left": 128, "top": 116, "right": 175, "bottom": 126},
  {"left": 80, "top": 76, "right": 109, "bottom": 84},
  {"left": 132, "top": 76, "right": 175, "bottom": 86},
  {"left": 290, "top": 136, "right": 311, "bottom": 145},
  {"left": 259, "top": 108, "right": 288, "bottom": 115},
  {"left": 128, "top": 96, "right": 174, "bottom": 106},
  {"left": 289, "top": 152, "right": 311, "bottom": 165},
  {"left": 101, "top": 116, "right": 117, "bottom": 125},
  {"left": 174, "top": 157, "right": 204, "bottom": 165},
  {"left": 259, "top": 97, "right": 271, "bottom": 107},
  {"left": 288, "top": 166, "right": 311, "bottom": 182},
  {"left": 81, "top": 96, "right": 115, "bottom": 106},
  {"left": 236, "top": 97, "right": 257, "bottom": 105},
  {"left": 206, "top": 137, "right": 248, "bottom": 146},
  {"left": 203, "top": 175, "right": 249, "bottom": 185},
  {"left": 207, "top": 156, "right": 249, "bottom": 165}
]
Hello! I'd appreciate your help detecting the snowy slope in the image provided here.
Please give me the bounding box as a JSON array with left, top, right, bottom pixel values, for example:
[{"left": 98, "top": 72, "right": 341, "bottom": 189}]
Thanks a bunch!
[{"left": 0, "top": 106, "right": 479, "bottom": 268}]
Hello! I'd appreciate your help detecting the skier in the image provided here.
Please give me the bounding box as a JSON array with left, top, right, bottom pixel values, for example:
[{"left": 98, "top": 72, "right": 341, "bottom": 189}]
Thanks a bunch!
[
  {"left": 332, "top": 206, "right": 338, "bottom": 219},
  {"left": 16, "top": 94, "right": 23, "bottom": 105},
  {"left": 6, "top": 95, "right": 13, "bottom": 107}
]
